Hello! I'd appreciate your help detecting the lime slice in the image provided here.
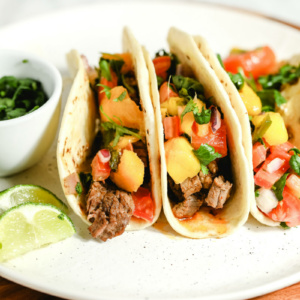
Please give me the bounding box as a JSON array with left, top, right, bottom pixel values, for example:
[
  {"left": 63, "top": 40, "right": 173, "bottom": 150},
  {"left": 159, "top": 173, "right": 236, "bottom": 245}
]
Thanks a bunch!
[
  {"left": 0, "top": 202, "right": 75, "bottom": 262},
  {"left": 0, "top": 185, "right": 67, "bottom": 215}
]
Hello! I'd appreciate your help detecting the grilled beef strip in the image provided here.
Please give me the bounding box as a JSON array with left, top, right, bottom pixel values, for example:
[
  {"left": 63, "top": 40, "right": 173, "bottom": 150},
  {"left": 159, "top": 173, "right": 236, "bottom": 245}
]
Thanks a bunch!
[
  {"left": 172, "top": 194, "right": 204, "bottom": 218},
  {"left": 205, "top": 176, "right": 233, "bottom": 209},
  {"left": 86, "top": 181, "right": 134, "bottom": 241}
]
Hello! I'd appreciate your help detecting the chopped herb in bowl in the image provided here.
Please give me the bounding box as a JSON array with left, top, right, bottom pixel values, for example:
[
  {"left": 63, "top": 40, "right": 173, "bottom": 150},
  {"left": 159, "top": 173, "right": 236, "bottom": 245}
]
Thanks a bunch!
[{"left": 0, "top": 76, "right": 48, "bottom": 121}]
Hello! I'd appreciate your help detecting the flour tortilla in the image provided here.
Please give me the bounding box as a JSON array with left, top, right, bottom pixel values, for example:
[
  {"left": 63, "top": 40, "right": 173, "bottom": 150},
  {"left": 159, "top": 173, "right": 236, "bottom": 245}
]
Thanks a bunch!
[
  {"left": 57, "top": 27, "right": 162, "bottom": 230},
  {"left": 192, "top": 35, "right": 300, "bottom": 226},
  {"left": 144, "top": 27, "right": 251, "bottom": 238}
]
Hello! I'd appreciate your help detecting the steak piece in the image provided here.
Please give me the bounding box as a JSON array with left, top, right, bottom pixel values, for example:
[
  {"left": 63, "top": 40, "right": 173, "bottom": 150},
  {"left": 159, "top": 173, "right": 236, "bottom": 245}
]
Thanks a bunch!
[
  {"left": 208, "top": 161, "right": 218, "bottom": 175},
  {"left": 205, "top": 176, "right": 232, "bottom": 209},
  {"left": 86, "top": 182, "right": 134, "bottom": 241},
  {"left": 133, "top": 140, "right": 148, "bottom": 168},
  {"left": 168, "top": 175, "right": 184, "bottom": 202},
  {"left": 172, "top": 194, "right": 203, "bottom": 218},
  {"left": 199, "top": 170, "right": 213, "bottom": 189},
  {"left": 180, "top": 175, "right": 202, "bottom": 198}
]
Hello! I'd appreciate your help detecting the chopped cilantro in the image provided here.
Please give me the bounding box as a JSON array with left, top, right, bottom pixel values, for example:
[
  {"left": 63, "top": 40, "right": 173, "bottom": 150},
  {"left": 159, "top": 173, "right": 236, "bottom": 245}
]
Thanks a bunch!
[
  {"left": 228, "top": 72, "right": 244, "bottom": 90},
  {"left": 255, "top": 190, "right": 260, "bottom": 198},
  {"left": 22, "top": 59, "right": 29, "bottom": 63},
  {"left": 0, "top": 76, "right": 47, "bottom": 120},
  {"left": 113, "top": 91, "right": 127, "bottom": 102},
  {"left": 257, "top": 89, "right": 286, "bottom": 111},
  {"left": 99, "top": 59, "right": 111, "bottom": 81},
  {"left": 109, "top": 149, "right": 120, "bottom": 171},
  {"left": 216, "top": 53, "right": 224, "bottom": 68},
  {"left": 97, "top": 84, "right": 111, "bottom": 99},
  {"left": 273, "top": 173, "right": 289, "bottom": 201},
  {"left": 172, "top": 75, "right": 204, "bottom": 100},
  {"left": 75, "top": 182, "right": 83, "bottom": 196},
  {"left": 252, "top": 114, "right": 272, "bottom": 143},
  {"left": 288, "top": 148, "right": 300, "bottom": 175},
  {"left": 79, "top": 172, "right": 92, "bottom": 191},
  {"left": 280, "top": 222, "right": 290, "bottom": 229},
  {"left": 180, "top": 99, "right": 197, "bottom": 121},
  {"left": 194, "top": 106, "right": 211, "bottom": 124},
  {"left": 193, "top": 144, "right": 222, "bottom": 175}
]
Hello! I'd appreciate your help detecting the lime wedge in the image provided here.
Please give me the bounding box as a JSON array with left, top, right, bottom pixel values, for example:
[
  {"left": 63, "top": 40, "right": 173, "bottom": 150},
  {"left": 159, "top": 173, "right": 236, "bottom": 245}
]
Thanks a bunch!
[
  {"left": 0, "top": 185, "right": 67, "bottom": 215},
  {"left": 0, "top": 203, "right": 75, "bottom": 262}
]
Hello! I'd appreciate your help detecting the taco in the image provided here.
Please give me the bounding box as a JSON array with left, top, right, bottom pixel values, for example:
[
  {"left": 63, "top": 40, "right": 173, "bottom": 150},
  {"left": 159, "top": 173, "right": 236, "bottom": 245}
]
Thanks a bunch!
[
  {"left": 57, "top": 27, "right": 161, "bottom": 241},
  {"left": 193, "top": 35, "right": 300, "bottom": 227},
  {"left": 143, "top": 27, "right": 252, "bottom": 238}
]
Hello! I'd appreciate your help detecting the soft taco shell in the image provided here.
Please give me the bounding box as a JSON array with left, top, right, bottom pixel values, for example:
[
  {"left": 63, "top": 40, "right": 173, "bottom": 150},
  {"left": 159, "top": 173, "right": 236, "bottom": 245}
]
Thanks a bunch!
[
  {"left": 144, "top": 27, "right": 251, "bottom": 238},
  {"left": 57, "top": 27, "right": 161, "bottom": 231}
]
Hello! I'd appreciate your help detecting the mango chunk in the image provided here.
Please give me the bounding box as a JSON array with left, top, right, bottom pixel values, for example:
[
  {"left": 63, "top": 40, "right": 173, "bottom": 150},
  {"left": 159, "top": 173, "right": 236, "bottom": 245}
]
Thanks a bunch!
[
  {"left": 165, "top": 137, "right": 200, "bottom": 184},
  {"left": 180, "top": 99, "right": 206, "bottom": 135},
  {"left": 112, "top": 136, "right": 140, "bottom": 151},
  {"left": 252, "top": 112, "right": 288, "bottom": 145},
  {"left": 100, "top": 86, "right": 143, "bottom": 130},
  {"left": 239, "top": 82, "right": 262, "bottom": 116},
  {"left": 110, "top": 150, "right": 144, "bottom": 192}
]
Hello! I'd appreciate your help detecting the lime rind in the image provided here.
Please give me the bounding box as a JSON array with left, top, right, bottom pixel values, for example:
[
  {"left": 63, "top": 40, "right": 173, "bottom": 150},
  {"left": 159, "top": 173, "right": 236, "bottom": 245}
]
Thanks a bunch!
[{"left": 0, "top": 184, "right": 68, "bottom": 214}]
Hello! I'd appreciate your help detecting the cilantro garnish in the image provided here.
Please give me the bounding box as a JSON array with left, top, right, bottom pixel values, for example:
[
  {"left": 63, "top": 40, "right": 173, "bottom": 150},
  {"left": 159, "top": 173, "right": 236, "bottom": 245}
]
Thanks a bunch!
[
  {"left": 97, "top": 84, "right": 111, "bottom": 99},
  {"left": 180, "top": 99, "right": 197, "bottom": 121},
  {"left": 79, "top": 172, "right": 92, "bottom": 191},
  {"left": 75, "top": 182, "right": 83, "bottom": 196},
  {"left": 0, "top": 76, "right": 47, "bottom": 121},
  {"left": 193, "top": 144, "right": 222, "bottom": 175},
  {"left": 194, "top": 106, "right": 211, "bottom": 124},
  {"left": 216, "top": 53, "right": 224, "bottom": 68},
  {"left": 255, "top": 190, "right": 260, "bottom": 198},
  {"left": 99, "top": 59, "right": 111, "bottom": 81},
  {"left": 273, "top": 173, "right": 289, "bottom": 201},
  {"left": 258, "top": 64, "right": 300, "bottom": 90},
  {"left": 288, "top": 148, "right": 300, "bottom": 175},
  {"left": 100, "top": 105, "right": 141, "bottom": 147},
  {"left": 280, "top": 222, "right": 290, "bottom": 229},
  {"left": 113, "top": 91, "right": 127, "bottom": 102},
  {"left": 252, "top": 114, "right": 272, "bottom": 143},
  {"left": 228, "top": 72, "right": 244, "bottom": 90}
]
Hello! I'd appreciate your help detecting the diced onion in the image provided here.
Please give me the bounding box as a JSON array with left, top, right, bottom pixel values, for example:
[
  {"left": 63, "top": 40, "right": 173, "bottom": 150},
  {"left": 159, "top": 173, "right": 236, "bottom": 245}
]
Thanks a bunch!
[
  {"left": 265, "top": 158, "right": 285, "bottom": 173},
  {"left": 211, "top": 106, "right": 221, "bottom": 133},
  {"left": 256, "top": 188, "right": 278, "bottom": 214},
  {"left": 98, "top": 149, "right": 111, "bottom": 163}
]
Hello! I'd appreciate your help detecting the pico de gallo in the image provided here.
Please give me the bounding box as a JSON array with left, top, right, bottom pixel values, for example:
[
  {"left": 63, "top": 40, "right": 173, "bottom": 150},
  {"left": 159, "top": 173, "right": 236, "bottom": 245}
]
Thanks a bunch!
[
  {"left": 153, "top": 50, "right": 233, "bottom": 219},
  {"left": 64, "top": 52, "right": 155, "bottom": 241},
  {"left": 221, "top": 46, "right": 300, "bottom": 228}
]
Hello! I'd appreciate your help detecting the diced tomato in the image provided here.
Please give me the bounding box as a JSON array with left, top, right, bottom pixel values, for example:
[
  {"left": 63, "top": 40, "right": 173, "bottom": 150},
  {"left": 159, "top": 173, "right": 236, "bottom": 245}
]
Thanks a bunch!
[
  {"left": 191, "top": 120, "right": 227, "bottom": 157},
  {"left": 132, "top": 187, "right": 154, "bottom": 222},
  {"left": 163, "top": 116, "right": 181, "bottom": 140},
  {"left": 286, "top": 174, "right": 300, "bottom": 198},
  {"left": 223, "top": 46, "right": 277, "bottom": 79},
  {"left": 252, "top": 142, "right": 267, "bottom": 170},
  {"left": 254, "top": 152, "right": 291, "bottom": 189},
  {"left": 153, "top": 56, "right": 171, "bottom": 79},
  {"left": 159, "top": 82, "right": 178, "bottom": 103},
  {"left": 270, "top": 142, "right": 296, "bottom": 154},
  {"left": 91, "top": 149, "right": 111, "bottom": 181},
  {"left": 98, "top": 70, "right": 118, "bottom": 102},
  {"left": 265, "top": 187, "right": 300, "bottom": 227}
]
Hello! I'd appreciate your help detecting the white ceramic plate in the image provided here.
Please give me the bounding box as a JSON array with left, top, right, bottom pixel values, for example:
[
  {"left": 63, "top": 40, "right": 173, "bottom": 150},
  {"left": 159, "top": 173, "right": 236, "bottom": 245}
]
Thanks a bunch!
[{"left": 1, "top": 2, "right": 300, "bottom": 299}]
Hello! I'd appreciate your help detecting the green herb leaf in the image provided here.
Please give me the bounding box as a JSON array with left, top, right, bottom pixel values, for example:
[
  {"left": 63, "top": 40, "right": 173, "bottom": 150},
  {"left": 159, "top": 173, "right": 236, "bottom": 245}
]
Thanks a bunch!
[
  {"left": 252, "top": 114, "right": 272, "bottom": 143},
  {"left": 228, "top": 72, "right": 244, "bottom": 90},
  {"left": 100, "top": 105, "right": 141, "bottom": 147},
  {"left": 288, "top": 148, "right": 300, "bottom": 175},
  {"left": 255, "top": 190, "right": 260, "bottom": 197},
  {"left": 109, "top": 150, "right": 121, "bottom": 171},
  {"left": 113, "top": 91, "right": 127, "bottom": 102},
  {"left": 257, "top": 89, "right": 287, "bottom": 110},
  {"left": 280, "top": 222, "right": 290, "bottom": 229},
  {"left": 172, "top": 75, "right": 205, "bottom": 100},
  {"left": 157, "top": 76, "right": 164, "bottom": 88},
  {"left": 99, "top": 59, "right": 112, "bottom": 81},
  {"left": 97, "top": 84, "right": 112, "bottom": 99},
  {"left": 273, "top": 173, "right": 289, "bottom": 201},
  {"left": 193, "top": 144, "right": 222, "bottom": 174},
  {"left": 79, "top": 172, "right": 92, "bottom": 191},
  {"left": 75, "top": 182, "right": 83, "bottom": 196},
  {"left": 22, "top": 59, "right": 29, "bottom": 63},
  {"left": 194, "top": 106, "right": 211, "bottom": 124},
  {"left": 180, "top": 99, "right": 197, "bottom": 121}
]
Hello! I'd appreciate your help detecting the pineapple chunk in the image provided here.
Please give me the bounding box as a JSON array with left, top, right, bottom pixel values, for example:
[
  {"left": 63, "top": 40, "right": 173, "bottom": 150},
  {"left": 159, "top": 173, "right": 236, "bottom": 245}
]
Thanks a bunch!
[
  {"left": 165, "top": 137, "right": 200, "bottom": 184},
  {"left": 239, "top": 82, "right": 262, "bottom": 116},
  {"left": 110, "top": 150, "right": 144, "bottom": 192},
  {"left": 252, "top": 112, "right": 288, "bottom": 145},
  {"left": 112, "top": 136, "right": 140, "bottom": 151},
  {"left": 161, "top": 97, "right": 185, "bottom": 116}
]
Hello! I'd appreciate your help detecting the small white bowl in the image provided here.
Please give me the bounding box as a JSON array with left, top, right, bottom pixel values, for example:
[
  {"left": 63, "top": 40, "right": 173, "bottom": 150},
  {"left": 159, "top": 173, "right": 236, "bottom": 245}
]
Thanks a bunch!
[{"left": 0, "top": 49, "right": 62, "bottom": 177}]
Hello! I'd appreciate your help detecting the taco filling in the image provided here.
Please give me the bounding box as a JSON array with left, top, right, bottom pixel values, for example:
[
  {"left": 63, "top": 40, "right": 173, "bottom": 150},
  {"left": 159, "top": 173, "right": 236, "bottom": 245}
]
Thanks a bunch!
[
  {"left": 63, "top": 52, "right": 155, "bottom": 241},
  {"left": 153, "top": 50, "right": 233, "bottom": 219},
  {"left": 221, "top": 46, "right": 300, "bottom": 227}
]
